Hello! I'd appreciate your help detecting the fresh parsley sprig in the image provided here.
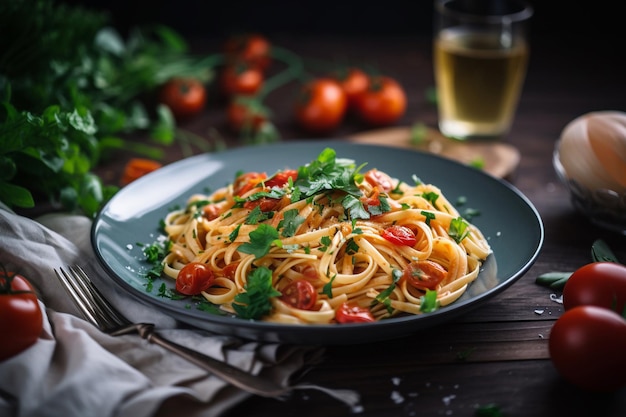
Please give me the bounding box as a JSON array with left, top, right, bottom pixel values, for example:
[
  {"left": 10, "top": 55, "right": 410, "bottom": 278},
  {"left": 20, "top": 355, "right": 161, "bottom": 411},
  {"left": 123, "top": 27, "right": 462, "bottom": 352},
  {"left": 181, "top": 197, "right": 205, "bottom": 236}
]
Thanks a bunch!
[{"left": 232, "top": 266, "right": 281, "bottom": 320}]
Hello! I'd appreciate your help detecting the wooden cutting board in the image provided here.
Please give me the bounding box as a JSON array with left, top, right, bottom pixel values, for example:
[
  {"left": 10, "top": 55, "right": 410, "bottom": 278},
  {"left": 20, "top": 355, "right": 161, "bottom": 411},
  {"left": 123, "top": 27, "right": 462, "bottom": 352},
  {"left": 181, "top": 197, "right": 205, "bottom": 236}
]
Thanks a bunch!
[{"left": 348, "top": 125, "right": 520, "bottom": 179}]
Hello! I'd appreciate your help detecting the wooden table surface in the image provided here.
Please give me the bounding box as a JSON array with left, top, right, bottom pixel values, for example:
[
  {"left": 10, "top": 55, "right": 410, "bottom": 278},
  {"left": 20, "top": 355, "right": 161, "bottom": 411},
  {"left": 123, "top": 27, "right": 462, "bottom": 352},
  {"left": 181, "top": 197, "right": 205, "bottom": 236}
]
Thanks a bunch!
[{"left": 96, "top": 32, "right": 626, "bottom": 416}]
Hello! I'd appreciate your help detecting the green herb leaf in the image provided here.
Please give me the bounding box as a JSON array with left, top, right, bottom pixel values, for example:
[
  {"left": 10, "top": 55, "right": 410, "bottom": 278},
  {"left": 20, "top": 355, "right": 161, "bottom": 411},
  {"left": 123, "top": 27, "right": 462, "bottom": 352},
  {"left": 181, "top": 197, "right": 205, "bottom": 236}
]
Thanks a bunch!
[
  {"left": 232, "top": 266, "right": 281, "bottom": 320},
  {"left": 449, "top": 217, "right": 470, "bottom": 243},
  {"left": 278, "top": 208, "right": 305, "bottom": 237},
  {"left": 591, "top": 239, "right": 620, "bottom": 263},
  {"left": 419, "top": 289, "right": 439, "bottom": 313},
  {"left": 238, "top": 224, "right": 279, "bottom": 259},
  {"left": 535, "top": 272, "right": 572, "bottom": 289}
]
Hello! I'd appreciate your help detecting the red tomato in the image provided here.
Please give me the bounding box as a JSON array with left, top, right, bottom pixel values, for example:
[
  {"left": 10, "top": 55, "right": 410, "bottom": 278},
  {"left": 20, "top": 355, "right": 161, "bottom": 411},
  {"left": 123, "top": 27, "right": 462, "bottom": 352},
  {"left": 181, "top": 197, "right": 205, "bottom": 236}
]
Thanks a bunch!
[
  {"left": 176, "top": 263, "right": 215, "bottom": 296},
  {"left": 220, "top": 63, "right": 264, "bottom": 97},
  {"left": 382, "top": 225, "right": 417, "bottom": 247},
  {"left": 233, "top": 172, "right": 267, "bottom": 196},
  {"left": 222, "top": 262, "right": 240, "bottom": 279},
  {"left": 227, "top": 99, "right": 268, "bottom": 133},
  {"left": 280, "top": 280, "right": 317, "bottom": 310},
  {"left": 223, "top": 33, "right": 272, "bottom": 71},
  {"left": 265, "top": 169, "right": 298, "bottom": 188},
  {"left": 364, "top": 169, "right": 395, "bottom": 192},
  {"left": 120, "top": 158, "right": 162, "bottom": 186},
  {"left": 202, "top": 204, "right": 222, "bottom": 220},
  {"left": 549, "top": 305, "right": 626, "bottom": 391},
  {"left": 294, "top": 78, "right": 347, "bottom": 134},
  {"left": 159, "top": 77, "right": 207, "bottom": 120},
  {"left": 0, "top": 270, "right": 43, "bottom": 361},
  {"left": 403, "top": 260, "right": 447, "bottom": 290},
  {"left": 354, "top": 75, "right": 407, "bottom": 126},
  {"left": 243, "top": 197, "right": 281, "bottom": 212},
  {"left": 335, "top": 302, "right": 375, "bottom": 323},
  {"left": 563, "top": 262, "right": 626, "bottom": 314},
  {"left": 332, "top": 67, "right": 369, "bottom": 108}
]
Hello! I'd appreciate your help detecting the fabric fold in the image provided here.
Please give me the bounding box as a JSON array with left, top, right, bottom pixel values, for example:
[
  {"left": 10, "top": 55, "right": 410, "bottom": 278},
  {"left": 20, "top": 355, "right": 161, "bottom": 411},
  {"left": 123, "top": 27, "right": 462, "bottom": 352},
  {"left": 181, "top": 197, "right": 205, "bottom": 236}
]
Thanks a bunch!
[{"left": 0, "top": 204, "right": 361, "bottom": 417}]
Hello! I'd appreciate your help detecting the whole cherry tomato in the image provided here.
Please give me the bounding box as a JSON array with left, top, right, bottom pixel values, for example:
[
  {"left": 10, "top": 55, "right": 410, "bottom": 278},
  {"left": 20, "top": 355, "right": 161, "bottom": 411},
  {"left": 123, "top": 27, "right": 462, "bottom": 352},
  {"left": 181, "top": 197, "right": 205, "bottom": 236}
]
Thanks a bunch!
[
  {"left": 223, "top": 33, "right": 272, "bottom": 71},
  {"left": 403, "top": 260, "right": 448, "bottom": 291},
  {"left": 0, "top": 269, "right": 43, "bottom": 361},
  {"left": 220, "top": 63, "right": 264, "bottom": 97},
  {"left": 176, "top": 263, "right": 215, "bottom": 296},
  {"left": 335, "top": 302, "right": 375, "bottom": 323},
  {"left": 280, "top": 280, "right": 317, "bottom": 310},
  {"left": 332, "top": 67, "right": 369, "bottom": 108},
  {"left": 159, "top": 77, "right": 207, "bottom": 120},
  {"left": 227, "top": 98, "right": 268, "bottom": 133},
  {"left": 354, "top": 75, "right": 407, "bottom": 126},
  {"left": 382, "top": 225, "right": 417, "bottom": 247},
  {"left": 549, "top": 305, "right": 626, "bottom": 391},
  {"left": 120, "top": 158, "right": 162, "bottom": 186},
  {"left": 295, "top": 78, "right": 347, "bottom": 134},
  {"left": 563, "top": 262, "right": 626, "bottom": 314}
]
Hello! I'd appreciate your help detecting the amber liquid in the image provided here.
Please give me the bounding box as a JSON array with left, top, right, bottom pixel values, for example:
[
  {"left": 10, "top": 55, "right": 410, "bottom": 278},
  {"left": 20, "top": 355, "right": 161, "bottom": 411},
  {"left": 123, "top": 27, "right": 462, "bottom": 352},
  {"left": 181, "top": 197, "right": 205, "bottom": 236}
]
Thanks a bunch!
[{"left": 434, "top": 28, "right": 529, "bottom": 140}]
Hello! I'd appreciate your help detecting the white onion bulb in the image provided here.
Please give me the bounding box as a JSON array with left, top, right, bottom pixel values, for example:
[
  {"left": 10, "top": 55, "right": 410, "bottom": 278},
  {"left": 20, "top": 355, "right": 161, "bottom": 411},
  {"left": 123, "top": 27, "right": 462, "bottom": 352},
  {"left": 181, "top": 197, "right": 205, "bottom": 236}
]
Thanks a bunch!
[{"left": 557, "top": 111, "right": 626, "bottom": 194}]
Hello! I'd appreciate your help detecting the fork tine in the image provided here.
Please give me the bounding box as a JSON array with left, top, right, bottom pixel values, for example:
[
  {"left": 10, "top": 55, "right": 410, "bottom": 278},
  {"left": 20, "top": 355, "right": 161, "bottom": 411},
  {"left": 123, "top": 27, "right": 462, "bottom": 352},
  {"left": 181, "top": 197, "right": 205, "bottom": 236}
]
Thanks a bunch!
[
  {"left": 68, "top": 265, "right": 130, "bottom": 328},
  {"left": 55, "top": 266, "right": 128, "bottom": 331},
  {"left": 55, "top": 267, "right": 101, "bottom": 327}
]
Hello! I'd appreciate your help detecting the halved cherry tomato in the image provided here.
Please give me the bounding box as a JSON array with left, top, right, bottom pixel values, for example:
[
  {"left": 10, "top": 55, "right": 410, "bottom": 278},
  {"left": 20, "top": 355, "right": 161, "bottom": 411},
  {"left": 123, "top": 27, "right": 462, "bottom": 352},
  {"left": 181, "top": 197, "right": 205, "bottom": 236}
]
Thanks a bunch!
[
  {"left": 549, "top": 305, "right": 626, "bottom": 391},
  {"left": 354, "top": 75, "right": 406, "bottom": 126},
  {"left": 265, "top": 169, "right": 298, "bottom": 188},
  {"left": 295, "top": 78, "right": 347, "bottom": 134},
  {"left": 244, "top": 197, "right": 281, "bottom": 212},
  {"left": 364, "top": 169, "right": 395, "bottom": 192},
  {"left": 335, "top": 302, "right": 375, "bottom": 323},
  {"left": 223, "top": 33, "right": 272, "bottom": 71},
  {"left": 222, "top": 262, "right": 240, "bottom": 280},
  {"left": 227, "top": 98, "right": 268, "bottom": 133},
  {"left": 0, "top": 269, "right": 43, "bottom": 361},
  {"left": 202, "top": 203, "right": 222, "bottom": 220},
  {"left": 159, "top": 77, "right": 207, "bottom": 120},
  {"left": 563, "top": 262, "right": 626, "bottom": 314},
  {"left": 176, "top": 263, "right": 215, "bottom": 295},
  {"left": 120, "top": 158, "right": 162, "bottom": 186},
  {"left": 403, "top": 260, "right": 447, "bottom": 290},
  {"left": 220, "top": 63, "right": 264, "bottom": 97},
  {"left": 280, "top": 280, "right": 317, "bottom": 310},
  {"left": 233, "top": 172, "right": 267, "bottom": 196},
  {"left": 382, "top": 225, "right": 417, "bottom": 247},
  {"left": 332, "top": 67, "right": 369, "bottom": 108}
]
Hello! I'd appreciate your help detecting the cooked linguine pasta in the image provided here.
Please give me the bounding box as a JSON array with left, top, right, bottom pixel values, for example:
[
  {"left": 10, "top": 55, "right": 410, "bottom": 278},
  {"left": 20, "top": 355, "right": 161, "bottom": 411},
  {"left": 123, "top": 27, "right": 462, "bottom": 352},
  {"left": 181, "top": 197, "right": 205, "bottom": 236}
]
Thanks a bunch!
[{"left": 160, "top": 148, "right": 492, "bottom": 324}]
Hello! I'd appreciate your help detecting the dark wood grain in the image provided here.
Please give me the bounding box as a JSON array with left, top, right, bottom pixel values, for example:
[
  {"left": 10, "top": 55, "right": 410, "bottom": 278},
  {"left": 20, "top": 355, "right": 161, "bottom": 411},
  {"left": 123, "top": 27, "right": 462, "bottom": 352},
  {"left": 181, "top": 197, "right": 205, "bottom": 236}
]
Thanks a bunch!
[{"left": 93, "top": 33, "right": 626, "bottom": 417}]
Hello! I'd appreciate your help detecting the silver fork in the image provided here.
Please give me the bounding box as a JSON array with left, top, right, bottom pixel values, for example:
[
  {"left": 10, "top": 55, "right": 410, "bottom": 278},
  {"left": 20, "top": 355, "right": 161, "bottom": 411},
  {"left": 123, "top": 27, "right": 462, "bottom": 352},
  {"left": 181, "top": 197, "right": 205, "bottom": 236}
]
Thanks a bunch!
[{"left": 53, "top": 265, "right": 288, "bottom": 398}]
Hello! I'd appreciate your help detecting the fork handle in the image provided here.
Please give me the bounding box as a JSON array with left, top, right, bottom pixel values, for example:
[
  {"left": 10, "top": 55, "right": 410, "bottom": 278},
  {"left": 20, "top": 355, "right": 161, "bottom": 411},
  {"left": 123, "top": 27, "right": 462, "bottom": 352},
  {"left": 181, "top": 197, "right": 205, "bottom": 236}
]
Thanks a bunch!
[{"left": 138, "top": 325, "right": 286, "bottom": 397}]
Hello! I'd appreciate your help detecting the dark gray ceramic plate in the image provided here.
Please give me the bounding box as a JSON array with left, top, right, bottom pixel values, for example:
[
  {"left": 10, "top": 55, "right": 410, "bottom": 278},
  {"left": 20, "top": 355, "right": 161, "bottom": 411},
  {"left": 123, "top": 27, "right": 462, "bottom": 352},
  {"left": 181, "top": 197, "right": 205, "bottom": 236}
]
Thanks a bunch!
[{"left": 92, "top": 141, "right": 543, "bottom": 345}]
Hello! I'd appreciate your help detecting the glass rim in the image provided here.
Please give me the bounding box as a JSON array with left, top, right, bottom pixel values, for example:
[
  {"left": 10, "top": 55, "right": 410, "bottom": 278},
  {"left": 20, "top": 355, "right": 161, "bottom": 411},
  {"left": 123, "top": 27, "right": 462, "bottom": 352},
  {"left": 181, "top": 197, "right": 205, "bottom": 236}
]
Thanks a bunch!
[{"left": 435, "top": 0, "right": 534, "bottom": 23}]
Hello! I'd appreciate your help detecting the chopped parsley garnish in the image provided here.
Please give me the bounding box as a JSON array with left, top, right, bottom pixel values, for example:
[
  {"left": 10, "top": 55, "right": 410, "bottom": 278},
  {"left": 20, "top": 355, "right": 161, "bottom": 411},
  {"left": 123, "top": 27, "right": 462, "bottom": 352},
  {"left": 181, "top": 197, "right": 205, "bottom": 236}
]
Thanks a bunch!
[
  {"left": 238, "top": 223, "right": 279, "bottom": 259},
  {"left": 278, "top": 208, "right": 305, "bottom": 237},
  {"left": 319, "top": 235, "right": 332, "bottom": 252},
  {"left": 245, "top": 205, "right": 273, "bottom": 224},
  {"left": 422, "top": 191, "right": 440, "bottom": 206},
  {"left": 419, "top": 289, "right": 439, "bottom": 313},
  {"left": 228, "top": 224, "right": 241, "bottom": 242},
  {"left": 232, "top": 266, "right": 281, "bottom": 320},
  {"left": 421, "top": 210, "right": 436, "bottom": 226},
  {"left": 374, "top": 268, "right": 403, "bottom": 313},
  {"left": 322, "top": 273, "right": 337, "bottom": 298},
  {"left": 449, "top": 217, "right": 471, "bottom": 243}
]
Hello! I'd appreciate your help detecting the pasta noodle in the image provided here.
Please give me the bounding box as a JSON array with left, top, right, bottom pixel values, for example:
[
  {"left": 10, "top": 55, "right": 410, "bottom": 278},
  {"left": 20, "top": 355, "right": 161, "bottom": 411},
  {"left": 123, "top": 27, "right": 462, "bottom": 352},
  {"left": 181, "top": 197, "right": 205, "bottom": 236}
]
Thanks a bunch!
[{"left": 160, "top": 148, "right": 492, "bottom": 324}]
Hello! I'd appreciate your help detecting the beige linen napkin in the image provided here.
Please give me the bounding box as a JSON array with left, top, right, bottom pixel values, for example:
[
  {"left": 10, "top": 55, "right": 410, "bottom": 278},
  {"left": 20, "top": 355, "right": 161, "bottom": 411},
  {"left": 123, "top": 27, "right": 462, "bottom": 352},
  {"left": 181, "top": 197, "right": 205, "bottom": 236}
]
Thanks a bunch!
[{"left": 0, "top": 204, "right": 360, "bottom": 417}]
